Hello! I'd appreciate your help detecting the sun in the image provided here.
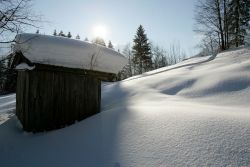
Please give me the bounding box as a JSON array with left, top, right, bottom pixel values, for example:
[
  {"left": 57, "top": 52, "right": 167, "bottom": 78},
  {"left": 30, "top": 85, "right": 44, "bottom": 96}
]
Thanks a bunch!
[{"left": 93, "top": 25, "right": 107, "bottom": 38}]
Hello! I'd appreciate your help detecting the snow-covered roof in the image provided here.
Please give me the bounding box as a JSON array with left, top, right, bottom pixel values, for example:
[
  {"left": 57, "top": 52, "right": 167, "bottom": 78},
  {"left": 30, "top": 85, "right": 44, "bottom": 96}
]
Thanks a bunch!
[{"left": 13, "top": 33, "right": 128, "bottom": 74}]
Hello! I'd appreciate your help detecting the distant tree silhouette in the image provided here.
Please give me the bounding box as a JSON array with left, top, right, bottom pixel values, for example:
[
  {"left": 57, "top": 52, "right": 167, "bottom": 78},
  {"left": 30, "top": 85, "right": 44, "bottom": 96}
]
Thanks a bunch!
[
  {"left": 67, "top": 32, "right": 72, "bottom": 38},
  {"left": 93, "top": 37, "right": 106, "bottom": 46},
  {"left": 53, "top": 29, "right": 57, "bottom": 36},
  {"left": 58, "top": 30, "right": 66, "bottom": 37},
  {"left": 108, "top": 40, "right": 114, "bottom": 49},
  {"left": 75, "top": 34, "right": 80, "bottom": 39}
]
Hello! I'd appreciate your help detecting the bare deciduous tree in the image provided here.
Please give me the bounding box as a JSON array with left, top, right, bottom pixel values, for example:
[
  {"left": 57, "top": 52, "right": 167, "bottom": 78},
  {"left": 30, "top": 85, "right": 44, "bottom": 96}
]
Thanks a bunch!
[
  {"left": 0, "top": 0, "right": 40, "bottom": 93},
  {"left": 168, "top": 42, "right": 186, "bottom": 65},
  {"left": 197, "top": 33, "right": 219, "bottom": 56},
  {"left": 194, "top": 0, "right": 249, "bottom": 53},
  {"left": 151, "top": 45, "right": 168, "bottom": 69},
  {"left": 194, "top": 0, "right": 228, "bottom": 51},
  {"left": 0, "top": 0, "right": 40, "bottom": 43}
]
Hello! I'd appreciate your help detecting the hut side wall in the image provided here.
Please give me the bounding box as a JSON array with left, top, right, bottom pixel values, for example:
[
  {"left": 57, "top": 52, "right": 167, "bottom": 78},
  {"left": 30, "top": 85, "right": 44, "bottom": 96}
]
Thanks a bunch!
[{"left": 16, "top": 69, "right": 101, "bottom": 132}]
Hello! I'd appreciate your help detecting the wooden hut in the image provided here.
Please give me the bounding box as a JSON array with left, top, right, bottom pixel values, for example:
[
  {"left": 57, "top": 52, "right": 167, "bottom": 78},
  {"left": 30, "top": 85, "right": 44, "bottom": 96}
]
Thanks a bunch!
[{"left": 12, "top": 33, "right": 127, "bottom": 132}]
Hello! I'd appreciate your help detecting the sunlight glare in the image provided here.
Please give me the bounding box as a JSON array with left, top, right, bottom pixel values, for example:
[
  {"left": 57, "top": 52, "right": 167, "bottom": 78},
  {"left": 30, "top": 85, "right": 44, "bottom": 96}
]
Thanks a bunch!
[{"left": 93, "top": 25, "right": 107, "bottom": 38}]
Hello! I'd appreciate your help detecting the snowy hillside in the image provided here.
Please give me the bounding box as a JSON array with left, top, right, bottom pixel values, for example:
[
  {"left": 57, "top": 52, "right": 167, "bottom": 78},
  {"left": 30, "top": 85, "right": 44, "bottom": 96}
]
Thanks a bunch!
[{"left": 0, "top": 47, "right": 250, "bottom": 167}]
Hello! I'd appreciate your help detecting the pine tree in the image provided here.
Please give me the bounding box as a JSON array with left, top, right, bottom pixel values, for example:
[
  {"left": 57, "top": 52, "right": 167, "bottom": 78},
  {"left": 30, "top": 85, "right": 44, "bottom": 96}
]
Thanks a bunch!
[
  {"left": 53, "top": 30, "right": 57, "bottom": 36},
  {"left": 36, "top": 30, "right": 39, "bottom": 34},
  {"left": 0, "top": 58, "right": 6, "bottom": 91},
  {"left": 58, "top": 30, "right": 65, "bottom": 37},
  {"left": 67, "top": 32, "right": 72, "bottom": 38},
  {"left": 93, "top": 37, "right": 106, "bottom": 46},
  {"left": 108, "top": 40, "right": 114, "bottom": 49},
  {"left": 4, "top": 56, "right": 16, "bottom": 93},
  {"left": 0, "top": 55, "right": 16, "bottom": 93},
  {"left": 75, "top": 34, "right": 80, "bottom": 39},
  {"left": 228, "top": 0, "right": 250, "bottom": 47},
  {"left": 84, "top": 37, "right": 89, "bottom": 41},
  {"left": 132, "top": 25, "right": 152, "bottom": 74}
]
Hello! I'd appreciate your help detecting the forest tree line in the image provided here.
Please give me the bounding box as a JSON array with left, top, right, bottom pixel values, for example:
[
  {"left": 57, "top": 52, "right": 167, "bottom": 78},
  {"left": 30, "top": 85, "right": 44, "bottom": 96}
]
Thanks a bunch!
[{"left": 49, "top": 26, "right": 188, "bottom": 81}]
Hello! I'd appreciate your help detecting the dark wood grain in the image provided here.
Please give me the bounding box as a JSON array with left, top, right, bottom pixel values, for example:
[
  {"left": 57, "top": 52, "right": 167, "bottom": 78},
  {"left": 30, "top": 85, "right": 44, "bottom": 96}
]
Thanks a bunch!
[{"left": 16, "top": 64, "right": 101, "bottom": 132}]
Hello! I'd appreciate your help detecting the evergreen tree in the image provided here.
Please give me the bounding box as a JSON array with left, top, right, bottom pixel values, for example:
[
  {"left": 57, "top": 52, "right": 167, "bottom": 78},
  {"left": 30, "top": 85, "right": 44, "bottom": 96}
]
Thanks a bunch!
[
  {"left": 75, "top": 34, "right": 80, "bottom": 39},
  {"left": 58, "top": 30, "right": 65, "bottom": 37},
  {"left": 84, "top": 37, "right": 89, "bottom": 41},
  {"left": 53, "top": 29, "right": 57, "bottom": 36},
  {"left": 132, "top": 25, "right": 152, "bottom": 74},
  {"left": 108, "top": 40, "right": 114, "bottom": 49},
  {"left": 0, "top": 58, "right": 6, "bottom": 91},
  {"left": 0, "top": 55, "right": 16, "bottom": 93},
  {"left": 228, "top": 0, "right": 250, "bottom": 47},
  {"left": 36, "top": 30, "right": 39, "bottom": 34},
  {"left": 67, "top": 32, "right": 72, "bottom": 38},
  {"left": 3, "top": 56, "right": 16, "bottom": 93},
  {"left": 93, "top": 37, "right": 106, "bottom": 46}
]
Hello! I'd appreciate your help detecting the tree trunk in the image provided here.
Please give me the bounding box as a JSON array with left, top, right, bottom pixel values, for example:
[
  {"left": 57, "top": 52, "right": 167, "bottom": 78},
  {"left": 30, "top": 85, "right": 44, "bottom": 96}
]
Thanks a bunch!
[
  {"left": 223, "top": 0, "right": 229, "bottom": 49},
  {"left": 216, "top": 0, "right": 225, "bottom": 50},
  {"left": 235, "top": 0, "right": 240, "bottom": 47}
]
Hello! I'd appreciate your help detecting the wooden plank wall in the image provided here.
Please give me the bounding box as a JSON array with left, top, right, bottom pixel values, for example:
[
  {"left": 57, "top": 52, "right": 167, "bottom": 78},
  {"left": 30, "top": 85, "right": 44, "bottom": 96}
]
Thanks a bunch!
[{"left": 16, "top": 69, "right": 101, "bottom": 132}]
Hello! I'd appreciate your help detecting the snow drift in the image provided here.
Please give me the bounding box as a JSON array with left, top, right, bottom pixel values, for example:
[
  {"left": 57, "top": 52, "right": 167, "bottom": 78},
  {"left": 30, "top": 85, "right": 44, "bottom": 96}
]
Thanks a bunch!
[{"left": 0, "top": 47, "right": 250, "bottom": 167}]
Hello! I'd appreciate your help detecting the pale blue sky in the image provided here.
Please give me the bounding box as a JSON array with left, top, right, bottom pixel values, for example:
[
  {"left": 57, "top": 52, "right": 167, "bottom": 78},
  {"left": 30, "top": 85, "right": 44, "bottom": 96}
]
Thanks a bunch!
[{"left": 31, "top": 0, "right": 198, "bottom": 55}]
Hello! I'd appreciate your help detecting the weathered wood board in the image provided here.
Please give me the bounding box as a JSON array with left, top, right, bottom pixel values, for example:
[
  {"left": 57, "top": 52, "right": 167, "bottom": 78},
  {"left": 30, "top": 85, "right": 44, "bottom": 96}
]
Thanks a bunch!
[{"left": 16, "top": 66, "right": 101, "bottom": 132}]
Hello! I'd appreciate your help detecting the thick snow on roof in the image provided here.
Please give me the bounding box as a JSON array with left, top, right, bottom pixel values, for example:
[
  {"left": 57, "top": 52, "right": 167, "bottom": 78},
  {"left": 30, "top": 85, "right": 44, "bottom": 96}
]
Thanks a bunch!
[
  {"left": 14, "top": 33, "right": 128, "bottom": 74},
  {"left": 0, "top": 47, "right": 250, "bottom": 166}
]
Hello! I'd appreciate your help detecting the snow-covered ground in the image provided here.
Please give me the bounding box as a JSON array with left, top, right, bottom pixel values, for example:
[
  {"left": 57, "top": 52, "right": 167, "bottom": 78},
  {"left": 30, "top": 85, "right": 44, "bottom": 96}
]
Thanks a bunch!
[
  {"left": 0, "top": 94, "right": 15, "bottom": 124},
  {"left": 0, "top": 47, "right": 250, "bottom": 167}
]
